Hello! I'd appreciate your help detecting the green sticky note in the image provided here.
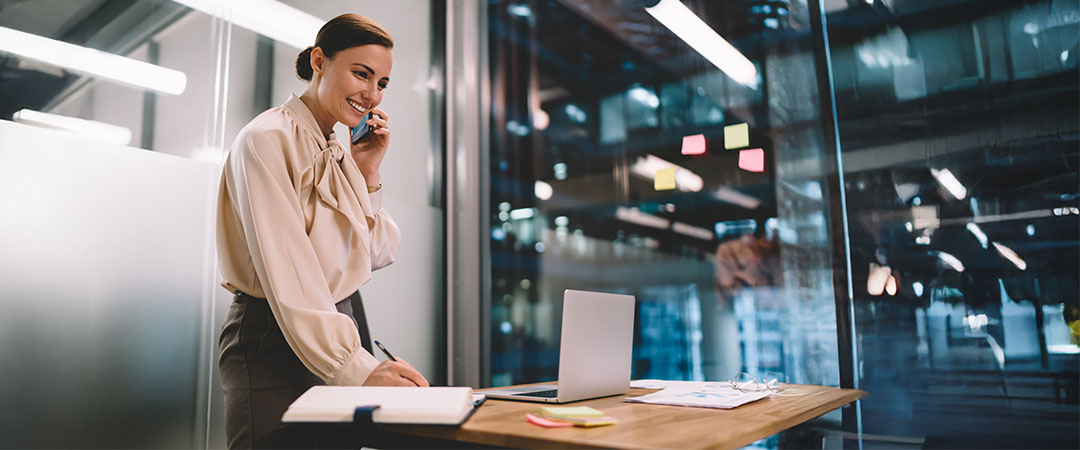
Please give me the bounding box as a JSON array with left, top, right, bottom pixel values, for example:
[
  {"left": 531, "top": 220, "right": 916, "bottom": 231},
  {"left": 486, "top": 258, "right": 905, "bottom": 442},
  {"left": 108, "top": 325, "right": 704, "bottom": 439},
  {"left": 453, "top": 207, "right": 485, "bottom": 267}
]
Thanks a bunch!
[
  {"left": 724, "top": 123, "right": 749, "bottom": 149},
  {"left": 655, "top": 166, "right": 677, "bottom": 191},
  {"left": 538, "top": 406, "right": 605, "bottom": 418}
]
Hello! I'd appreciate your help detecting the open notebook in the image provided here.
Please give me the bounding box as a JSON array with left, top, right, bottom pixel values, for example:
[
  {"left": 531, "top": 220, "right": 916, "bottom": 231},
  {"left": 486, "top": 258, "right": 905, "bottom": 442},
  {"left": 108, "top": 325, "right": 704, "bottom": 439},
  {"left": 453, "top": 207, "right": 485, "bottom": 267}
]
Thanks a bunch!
[{"left": 282, "top": 386, "right": 479, "bottom": 425}]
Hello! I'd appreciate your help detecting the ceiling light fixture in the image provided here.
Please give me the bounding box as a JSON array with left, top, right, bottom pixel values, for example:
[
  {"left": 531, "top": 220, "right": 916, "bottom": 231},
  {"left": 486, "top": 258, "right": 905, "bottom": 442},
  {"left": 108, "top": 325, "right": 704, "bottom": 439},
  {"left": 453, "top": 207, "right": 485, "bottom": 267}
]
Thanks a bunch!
[
  {"left": 170, "top": 0, "right": 322, "bottom": 50},
  {"left": 712, "top": 186, "right": 761, "bottom": 209},
  {"left": 631, "top": 154, "right": 704, "bottom": 192},
  {"left": 616, "top": 207, "right": 670, "bottom": 230},
  {"left": 931, "top": 168, "right": 967, "bottom": 200},
  {"left": 13, "top": 109, "right": 133, "bottom": 146},
  {"left": 936, "top": 251, "right": 965, "bottom": 272},
  {"left": 645, "top": 0, "right": 759, "bottom": 87},
  {"left": 672, "top": 222, "right": 713, "bottom": 241},
  {"left": 965, "top": 223, "right": 989, "bottom": 249},
  {"left": 992, "top": 242, "right": 1028, "bottom": 271},
  {"left": 0, "top": 26, "right": 186, "bottom": 95}
]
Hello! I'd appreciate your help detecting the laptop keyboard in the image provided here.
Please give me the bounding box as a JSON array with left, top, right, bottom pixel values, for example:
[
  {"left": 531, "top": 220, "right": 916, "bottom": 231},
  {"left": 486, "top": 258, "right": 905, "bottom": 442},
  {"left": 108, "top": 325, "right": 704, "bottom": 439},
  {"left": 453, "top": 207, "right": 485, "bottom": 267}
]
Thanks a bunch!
[{"left": 514, "top": 389, "right": 558, "bottom": 398}]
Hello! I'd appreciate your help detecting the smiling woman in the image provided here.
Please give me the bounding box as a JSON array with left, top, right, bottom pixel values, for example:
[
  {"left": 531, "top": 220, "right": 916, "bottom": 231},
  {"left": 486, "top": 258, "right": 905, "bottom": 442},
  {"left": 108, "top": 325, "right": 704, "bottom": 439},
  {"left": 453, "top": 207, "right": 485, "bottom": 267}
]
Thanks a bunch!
[{"left": 216, "top": 13, "right": 428, "bottom": 449}]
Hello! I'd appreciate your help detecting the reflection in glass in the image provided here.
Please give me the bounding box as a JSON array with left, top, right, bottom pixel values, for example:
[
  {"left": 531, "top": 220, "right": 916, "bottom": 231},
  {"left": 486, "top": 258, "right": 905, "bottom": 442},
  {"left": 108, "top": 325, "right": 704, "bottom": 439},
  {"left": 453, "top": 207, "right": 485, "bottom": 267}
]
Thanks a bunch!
[
  {"left": 485, "top": 0, "right": 1077, "bottom": 447},
  {"left": 829, "top": 0, "right": 1079, "bottom": 447},
  {"left": 486, "top": 0, "right": 838, "bottom": 393}
]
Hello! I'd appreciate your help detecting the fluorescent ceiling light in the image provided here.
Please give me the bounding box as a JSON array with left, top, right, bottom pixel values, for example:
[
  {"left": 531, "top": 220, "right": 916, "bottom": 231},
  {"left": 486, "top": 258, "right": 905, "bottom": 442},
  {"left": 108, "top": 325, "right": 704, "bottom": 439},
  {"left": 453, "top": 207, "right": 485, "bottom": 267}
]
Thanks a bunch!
[
  {"left": 631, "top": 154, "right": 704, "bottom": 192},
  {"left": 992, "top": 242, "right": 1027, "bottom": 271},
  {"left": 965, "top": 223, "right": 988, "bottom": 249},
  {"left": 616, "top": 207, "right": 670, "bottom": 230},
  {"left": 672, "top": 222, "right": 713, "bottom": 241},
  {"left": 628, "top": 86, "right": 659, "bottom": 108},
  {"left": 509, "top": 208, "right": 536, "bottom": 220},
  {"left": 931, "top": 168, "right": 967, "bottom": 200},
  {"left": 936, "top": 251, "right": 965, "bottom": 272},
  {"left": 553, "top": 162, "right": 568, "bottom": 181},
  {"left": 713, "top": 186, "right": 760, "bottom": 209},
  {"left": 171, "top": 0, "right": 322, "bottom": 50},
  {"left": 645, "top": 0, "right": 758, "bottom": 87},
  {"left": 0, "top": 26, "right": 186, "bottom": 95},
  {"left": 534, "top": 180, "right": 553, "bottom": 200},
  {"left": 912, "top": 281, "right": 924, "bottom": 297},
  {"left": 714, "top": 219, "right": 757, "bottom": 238},
  {"left": 13, "top": 109, "right": 133, "bottom": 146}
]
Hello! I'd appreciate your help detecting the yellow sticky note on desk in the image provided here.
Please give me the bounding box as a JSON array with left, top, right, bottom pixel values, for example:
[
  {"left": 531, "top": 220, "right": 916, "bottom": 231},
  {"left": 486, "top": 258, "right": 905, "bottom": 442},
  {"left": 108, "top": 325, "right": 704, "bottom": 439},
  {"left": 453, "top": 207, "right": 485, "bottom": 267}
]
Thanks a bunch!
[
  {"left": 654, "top": 167, "right": 677, "bottom": 191},
  {"left": 724, "top": 122, "right": 749, "bottom": 149},
  {"left": 538, "top": 406, "right": 605, "bottom": 418}
]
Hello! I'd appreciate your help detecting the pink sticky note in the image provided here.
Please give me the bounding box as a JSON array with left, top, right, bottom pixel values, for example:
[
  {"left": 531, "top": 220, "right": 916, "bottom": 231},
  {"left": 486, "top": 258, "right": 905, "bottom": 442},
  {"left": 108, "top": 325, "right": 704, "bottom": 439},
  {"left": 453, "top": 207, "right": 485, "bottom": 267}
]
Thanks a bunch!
[
  {"left": 526, "top": 413, "right": 574, "bottom": 428},
  {"left": 681, "top": 134, "right": 707, "bottom": 155},
  {"left": 739, "top": 148, "right": 765, "bottom": 172}
]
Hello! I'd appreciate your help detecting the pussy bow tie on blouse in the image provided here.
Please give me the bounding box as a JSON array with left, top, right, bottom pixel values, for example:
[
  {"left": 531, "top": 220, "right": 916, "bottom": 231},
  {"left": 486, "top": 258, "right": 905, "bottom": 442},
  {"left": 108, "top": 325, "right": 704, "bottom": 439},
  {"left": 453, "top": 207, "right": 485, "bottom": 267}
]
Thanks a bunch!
[{"left": 312, "top": 139, "right": 377, "bottom": 242}]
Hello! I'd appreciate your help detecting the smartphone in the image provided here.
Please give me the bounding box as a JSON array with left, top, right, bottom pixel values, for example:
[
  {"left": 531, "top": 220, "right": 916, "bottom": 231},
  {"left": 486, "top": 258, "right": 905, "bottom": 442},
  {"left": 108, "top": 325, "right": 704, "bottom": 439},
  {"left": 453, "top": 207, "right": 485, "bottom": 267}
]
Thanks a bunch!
[{"left": 350, "top": 112, "right": 373, "bottom": 145}]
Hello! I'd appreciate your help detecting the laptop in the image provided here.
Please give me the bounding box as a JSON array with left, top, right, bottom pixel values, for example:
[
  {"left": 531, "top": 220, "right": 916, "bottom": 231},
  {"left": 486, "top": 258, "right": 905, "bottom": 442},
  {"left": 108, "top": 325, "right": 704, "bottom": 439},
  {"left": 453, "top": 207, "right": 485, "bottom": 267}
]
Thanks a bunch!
[{"left": 483, "top": 289, "right": 635, "bottom": 403}]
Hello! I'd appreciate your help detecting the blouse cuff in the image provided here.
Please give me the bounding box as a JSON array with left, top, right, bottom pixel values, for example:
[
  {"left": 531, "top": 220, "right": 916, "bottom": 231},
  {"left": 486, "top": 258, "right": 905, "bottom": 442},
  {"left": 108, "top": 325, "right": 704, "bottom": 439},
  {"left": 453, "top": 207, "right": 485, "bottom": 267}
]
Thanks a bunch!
[
  {"left": 369, "top": 189, "right": 383, "bottom": 212},
  {"left": 326, "top": 346, "right": 380, "bottom": 386}
]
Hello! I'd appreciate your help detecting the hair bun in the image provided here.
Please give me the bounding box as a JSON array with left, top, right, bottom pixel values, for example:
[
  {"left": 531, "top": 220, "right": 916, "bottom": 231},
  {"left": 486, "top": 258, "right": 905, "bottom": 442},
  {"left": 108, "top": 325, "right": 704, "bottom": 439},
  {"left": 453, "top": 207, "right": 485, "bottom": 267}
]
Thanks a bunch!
[{"left": 295, "top": 46, "right": 315, "bottom": 81}]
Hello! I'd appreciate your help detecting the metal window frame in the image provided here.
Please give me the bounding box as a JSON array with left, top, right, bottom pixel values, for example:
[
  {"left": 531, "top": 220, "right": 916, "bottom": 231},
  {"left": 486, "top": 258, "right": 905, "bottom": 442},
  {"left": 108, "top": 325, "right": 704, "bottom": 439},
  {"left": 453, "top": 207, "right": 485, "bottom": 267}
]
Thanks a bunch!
[
  {"left": 808, "top": 0, "right": 859, "bottom": 393},
  {"left": 445, "top": 0, "right": 491, "bottom": 389}
]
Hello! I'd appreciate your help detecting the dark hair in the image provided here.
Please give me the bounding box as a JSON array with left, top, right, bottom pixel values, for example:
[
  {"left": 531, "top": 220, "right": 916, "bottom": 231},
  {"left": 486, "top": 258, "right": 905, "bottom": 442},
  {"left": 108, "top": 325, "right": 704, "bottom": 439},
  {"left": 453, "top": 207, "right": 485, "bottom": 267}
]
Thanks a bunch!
[{"left": 295, "top": 14, "right": 394, "bottom": 81}]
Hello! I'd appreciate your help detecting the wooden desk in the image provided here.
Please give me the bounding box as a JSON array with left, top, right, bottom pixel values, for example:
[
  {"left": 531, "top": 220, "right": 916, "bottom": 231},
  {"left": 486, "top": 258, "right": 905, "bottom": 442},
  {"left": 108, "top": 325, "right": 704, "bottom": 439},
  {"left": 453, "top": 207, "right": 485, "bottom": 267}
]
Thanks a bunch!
[{"left": 382, "top": 383, "right": 868, "bottom": 449}]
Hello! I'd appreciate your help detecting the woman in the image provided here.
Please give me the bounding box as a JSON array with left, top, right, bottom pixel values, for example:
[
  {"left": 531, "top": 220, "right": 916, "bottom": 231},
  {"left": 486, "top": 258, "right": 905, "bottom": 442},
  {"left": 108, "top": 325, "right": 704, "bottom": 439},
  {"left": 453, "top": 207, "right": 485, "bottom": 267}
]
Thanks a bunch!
[{"left": 216, "top": 14, "right": 429, "bottom": 449}]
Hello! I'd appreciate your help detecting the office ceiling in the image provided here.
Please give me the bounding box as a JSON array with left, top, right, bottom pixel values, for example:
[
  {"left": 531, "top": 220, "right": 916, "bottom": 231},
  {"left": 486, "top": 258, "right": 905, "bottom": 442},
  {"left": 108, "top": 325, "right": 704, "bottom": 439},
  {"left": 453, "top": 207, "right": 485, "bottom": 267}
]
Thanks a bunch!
[{"left": 0, "top": 0, "right": 186, "bottom": 119}]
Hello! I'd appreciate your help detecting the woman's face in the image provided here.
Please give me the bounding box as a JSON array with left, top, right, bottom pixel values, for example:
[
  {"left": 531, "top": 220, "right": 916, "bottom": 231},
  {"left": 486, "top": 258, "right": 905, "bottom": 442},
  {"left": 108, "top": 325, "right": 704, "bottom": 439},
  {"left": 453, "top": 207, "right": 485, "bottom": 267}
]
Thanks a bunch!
[{"left": 314, "top": 44, "right": 393, "bottom": 128}]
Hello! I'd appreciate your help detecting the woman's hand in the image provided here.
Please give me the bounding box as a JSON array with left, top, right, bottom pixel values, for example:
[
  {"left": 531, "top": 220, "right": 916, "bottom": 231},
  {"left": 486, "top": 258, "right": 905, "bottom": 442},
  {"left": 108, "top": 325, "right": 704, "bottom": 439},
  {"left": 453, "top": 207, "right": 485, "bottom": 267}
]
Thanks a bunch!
[
  {"left": 362, "top": 358, "right": 429, "bottom": 387},
  {"left": 350, "top": 107, "right": 390, "bottom": 186}
]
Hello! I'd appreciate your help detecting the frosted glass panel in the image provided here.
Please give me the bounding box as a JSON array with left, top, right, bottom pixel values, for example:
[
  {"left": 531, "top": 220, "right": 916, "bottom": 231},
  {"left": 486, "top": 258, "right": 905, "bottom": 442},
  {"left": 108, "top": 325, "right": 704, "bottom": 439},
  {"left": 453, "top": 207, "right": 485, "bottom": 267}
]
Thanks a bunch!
[{"left": 0, "top": 121, "right": 217, "bottom": 448}]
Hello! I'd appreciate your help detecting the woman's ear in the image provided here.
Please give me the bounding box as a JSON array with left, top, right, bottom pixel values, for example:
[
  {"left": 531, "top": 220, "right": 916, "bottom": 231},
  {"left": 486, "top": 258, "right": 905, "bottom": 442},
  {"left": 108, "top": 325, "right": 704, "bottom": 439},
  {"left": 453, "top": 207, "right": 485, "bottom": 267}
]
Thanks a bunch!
[{"left": 310, "top": 47, "right": 325, "bottom": 78}]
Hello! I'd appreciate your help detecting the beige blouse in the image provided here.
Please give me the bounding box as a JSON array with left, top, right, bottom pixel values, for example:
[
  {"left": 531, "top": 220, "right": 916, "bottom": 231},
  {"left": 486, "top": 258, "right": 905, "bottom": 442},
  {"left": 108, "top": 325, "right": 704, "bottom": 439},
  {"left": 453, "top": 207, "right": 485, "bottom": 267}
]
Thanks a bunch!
[{"left": 216, "top": 94, "right": 400, "bottom": 386}]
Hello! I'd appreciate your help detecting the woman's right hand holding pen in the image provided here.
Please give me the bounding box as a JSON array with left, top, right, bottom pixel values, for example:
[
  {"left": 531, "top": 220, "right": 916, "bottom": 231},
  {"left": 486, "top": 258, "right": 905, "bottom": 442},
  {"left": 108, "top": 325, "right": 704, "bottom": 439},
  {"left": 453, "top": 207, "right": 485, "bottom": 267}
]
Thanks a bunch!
[
  {"left": 363, "top": 359, "right": 429, "bottom": 387},
  {"left": 364, "top": 340, "right": 428, "bottom": 386}
]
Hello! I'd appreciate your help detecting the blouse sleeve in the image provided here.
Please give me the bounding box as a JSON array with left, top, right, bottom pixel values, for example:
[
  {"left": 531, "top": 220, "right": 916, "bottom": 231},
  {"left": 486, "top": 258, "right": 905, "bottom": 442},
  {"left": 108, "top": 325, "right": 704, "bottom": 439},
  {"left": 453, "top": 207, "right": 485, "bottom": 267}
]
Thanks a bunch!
[
  {"left": 225, "top": 129, "right": 379, "bottom": 386},
  {"left": 363, "top": 189, "right": 401, "bottom": 271}
]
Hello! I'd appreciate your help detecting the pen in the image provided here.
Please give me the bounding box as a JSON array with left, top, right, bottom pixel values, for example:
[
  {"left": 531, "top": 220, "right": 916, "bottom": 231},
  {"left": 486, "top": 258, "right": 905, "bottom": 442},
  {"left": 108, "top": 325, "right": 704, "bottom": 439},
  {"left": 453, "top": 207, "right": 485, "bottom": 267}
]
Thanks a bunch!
[{"left": 374, "top": 340, "right": 398, "bottom": 362}]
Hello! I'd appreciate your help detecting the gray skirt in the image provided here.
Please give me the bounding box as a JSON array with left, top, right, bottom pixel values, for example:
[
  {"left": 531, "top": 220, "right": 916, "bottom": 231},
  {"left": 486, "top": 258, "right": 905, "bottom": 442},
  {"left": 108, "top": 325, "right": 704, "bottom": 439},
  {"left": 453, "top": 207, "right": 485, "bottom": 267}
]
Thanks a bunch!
[{"left": 218, "top": 290, "right": 372, "bottom": 449}]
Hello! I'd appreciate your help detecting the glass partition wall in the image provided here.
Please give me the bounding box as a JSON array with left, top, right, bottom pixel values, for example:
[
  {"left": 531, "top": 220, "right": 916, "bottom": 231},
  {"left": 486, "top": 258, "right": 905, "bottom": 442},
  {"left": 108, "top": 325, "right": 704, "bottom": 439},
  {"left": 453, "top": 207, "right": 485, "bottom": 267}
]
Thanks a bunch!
[
  {"left": 485, "top": 0, "right": 841, "bottom": 389},
  {"left": 825, "top": 0, "right": 1079, "bottom": 448},
  {"left": 477, "top": 0, "right": 1078, "bottom": 447},
  {"left": 1, "top": 1, "right": 443, "bottom": 447},
  {"left": 1, "top": 1, "right": 227, "bottom": 447}
]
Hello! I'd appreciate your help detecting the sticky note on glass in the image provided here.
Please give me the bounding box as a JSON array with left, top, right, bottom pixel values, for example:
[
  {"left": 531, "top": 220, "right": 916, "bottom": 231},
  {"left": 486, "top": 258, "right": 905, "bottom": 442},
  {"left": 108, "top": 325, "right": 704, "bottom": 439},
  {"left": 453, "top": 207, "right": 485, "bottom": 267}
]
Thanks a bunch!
[
  {"left": 724, "top": 123, "right": 749, "bottom": 149},
  {"left": 681, "top": 134, "right": 706, "bottom": 155},
  {"left": 655, "top": 166, "right": 677, "bottom": 191},
  {"left": 739, "top": 148, "right": 765, "bottom": 172},
  {"left": 539, "top": 406, "right": 605, "bottom": 418}
]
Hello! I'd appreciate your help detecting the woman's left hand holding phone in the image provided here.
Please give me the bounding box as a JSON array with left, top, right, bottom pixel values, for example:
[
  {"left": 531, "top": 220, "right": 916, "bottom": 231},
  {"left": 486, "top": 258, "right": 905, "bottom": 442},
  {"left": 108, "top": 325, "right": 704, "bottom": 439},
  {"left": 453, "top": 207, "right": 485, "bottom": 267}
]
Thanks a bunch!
[{"left": 350, "top": 107, "right": 390, "bottom": 187}]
